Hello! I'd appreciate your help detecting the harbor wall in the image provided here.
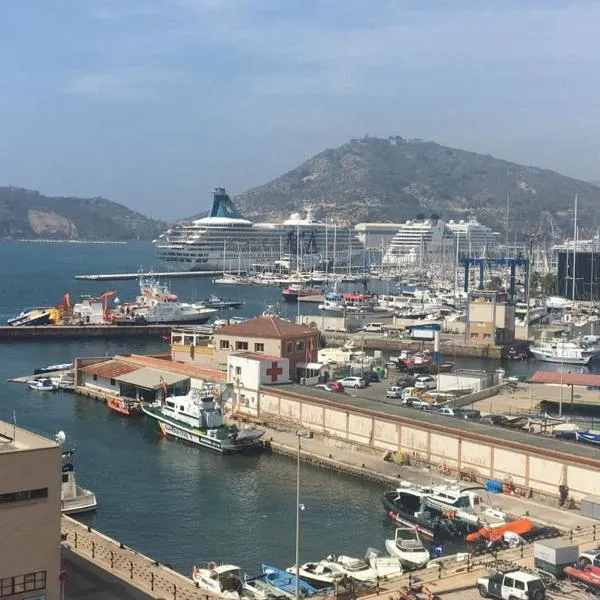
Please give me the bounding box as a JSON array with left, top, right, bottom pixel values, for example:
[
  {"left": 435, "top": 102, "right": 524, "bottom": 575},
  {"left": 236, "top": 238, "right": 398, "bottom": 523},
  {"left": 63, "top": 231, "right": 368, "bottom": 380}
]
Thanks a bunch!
[
  {"left": 245, "top": 388, "right": 600, "bottom": 501},
  {"left": 0, "top": 325, "right": 171, "bottom": 339}
]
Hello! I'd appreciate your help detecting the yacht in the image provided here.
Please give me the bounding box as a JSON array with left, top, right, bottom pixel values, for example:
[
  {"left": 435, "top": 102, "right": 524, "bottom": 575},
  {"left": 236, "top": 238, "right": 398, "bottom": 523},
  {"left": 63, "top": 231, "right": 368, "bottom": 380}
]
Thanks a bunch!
[
  {"left": 154, "top": 188, "right": 365, "bottom": 272},
  {"left": 142, "top": 383, "right": 264, "bottom": 453},
  {"left": 57, "top": 432, "right": 97, "bottom": 515},
  {"left": 113, "top": 277, "right": 217, "bottom": 325},
  {"left": 27, "top": 378, "right": 58, "bottom": 391},
  {"left": 192, "top": 564, "right": 248, "bottom": 600},
  {"left": 530, "top": 337, "right": 600, "bottom": 365}
]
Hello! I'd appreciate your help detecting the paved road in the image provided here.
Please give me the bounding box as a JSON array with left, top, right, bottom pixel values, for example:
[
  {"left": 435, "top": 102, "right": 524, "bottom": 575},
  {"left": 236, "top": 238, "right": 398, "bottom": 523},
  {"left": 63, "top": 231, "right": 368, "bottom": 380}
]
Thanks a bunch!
[{"left": 62, "top": 548, "right": 154, "bottom": 600}]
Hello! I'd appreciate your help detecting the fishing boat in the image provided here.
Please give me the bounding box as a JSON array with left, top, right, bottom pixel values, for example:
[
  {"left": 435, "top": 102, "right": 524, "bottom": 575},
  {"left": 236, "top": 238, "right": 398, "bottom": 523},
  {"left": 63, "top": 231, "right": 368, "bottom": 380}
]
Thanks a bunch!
[
  {"left": 261, "top": 564, "right": 318, "bottom": 597},
  {"left": 107, "top": 397, "right": 142, "bottom": 417},
  {"left": 464, "top": 518, "right": 533, "bottom": 543},
  {"left": 142, "top": 383, "right": 264, "bottom": 453},
  {"left": 384, "top": 527, "right": 430, "bottom": 570},
  {"left": 198, "top": 295, "right": 244, "bottom": 309},
  {"left": 27, "top": 378, "right": 58, "bottom": 391},
  {"left": 192, "top": 564, "right": 247, "bottom": 600},
  {"left": 564, "top": 564, "right": 600, "bottom": 591},
  {"left": 381, "top": 483, "right": 473, "bottom": 539},
  {"left": 57, "top": 431, "right": 98, "bottom": 515},
  {"left": 281, "top": 284, "right": 323, "bottom": 302}
]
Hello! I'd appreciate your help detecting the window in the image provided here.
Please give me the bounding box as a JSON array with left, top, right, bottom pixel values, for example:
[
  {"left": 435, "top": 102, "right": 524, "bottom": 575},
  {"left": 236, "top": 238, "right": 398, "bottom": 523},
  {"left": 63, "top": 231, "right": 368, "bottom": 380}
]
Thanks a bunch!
[
  {"left": 220, "top": 339, "right": 230, "bottom": 350},
  {"left": 0, "top": 571, "right": 46, "bottom": 597},
  {"left": 235, "top": 341, "right": 248, "bottom": 351},
  {"left": 93, "top": 374, "right": 98, "bottom": 381},
  {"left": 503, "top": 577, "right": 514, "bottom": 588},
  {"left": 235, "top": 366, "right": 241, "bottom": 375},
  {"left": 110, "top": 378, "right": 116, "bottom": 385},
  {"left": 254, "top": 343, "right": 264, "bottom": 352},
  {"left": 286, "top": 342, "right": 293, "bottom": 353},
  {"left": 0, "top": 488, "right": 48, "bottom": 505},
  {"left": 62, "top": 473, "right": 69, "bottom": 483},
  {"left": 296, "top": 340, "right": 305, "bottom": 351},
  {"left": 514, "top": 580, "right": 525, "bottom": 591}
]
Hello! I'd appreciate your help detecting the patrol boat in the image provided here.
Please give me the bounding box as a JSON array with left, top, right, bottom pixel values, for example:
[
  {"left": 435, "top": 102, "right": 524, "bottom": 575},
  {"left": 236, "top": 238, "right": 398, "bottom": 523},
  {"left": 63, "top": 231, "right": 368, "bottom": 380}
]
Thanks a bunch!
[{"left": 142, "top": 383, "right": 264, "bottom": 453}]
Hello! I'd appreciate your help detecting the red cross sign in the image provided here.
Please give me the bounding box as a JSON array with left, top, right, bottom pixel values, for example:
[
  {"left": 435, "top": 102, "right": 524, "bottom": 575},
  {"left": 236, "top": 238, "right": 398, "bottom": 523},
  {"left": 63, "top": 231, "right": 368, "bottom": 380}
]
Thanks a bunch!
[{"left": 266, "top": 361, "right": 283, "bottom": 382}]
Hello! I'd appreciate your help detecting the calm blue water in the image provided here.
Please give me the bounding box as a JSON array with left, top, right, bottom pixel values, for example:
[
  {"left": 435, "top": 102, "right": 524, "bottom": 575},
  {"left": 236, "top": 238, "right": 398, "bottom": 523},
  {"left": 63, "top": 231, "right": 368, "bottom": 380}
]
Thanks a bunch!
[{"left": 0, "top": 241, "right": 388, "bottom": 576}]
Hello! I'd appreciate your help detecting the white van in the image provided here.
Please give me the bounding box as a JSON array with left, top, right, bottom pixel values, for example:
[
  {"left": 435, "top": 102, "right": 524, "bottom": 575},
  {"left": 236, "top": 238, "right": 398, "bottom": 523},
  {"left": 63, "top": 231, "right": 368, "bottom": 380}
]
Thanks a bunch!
[{"left": 363, "top": 323, "right": 384, "bottom": 333}]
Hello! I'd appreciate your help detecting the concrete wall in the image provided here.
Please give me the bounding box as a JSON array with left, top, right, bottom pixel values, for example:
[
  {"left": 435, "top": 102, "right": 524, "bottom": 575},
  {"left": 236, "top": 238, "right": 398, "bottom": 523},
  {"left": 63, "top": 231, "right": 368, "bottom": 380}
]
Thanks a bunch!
[
  {"left": 247, "top": 387, "right": 600, "bottom": 501},
  {"left": 81, "top": 372, "right": 119, "bottom": 393}
]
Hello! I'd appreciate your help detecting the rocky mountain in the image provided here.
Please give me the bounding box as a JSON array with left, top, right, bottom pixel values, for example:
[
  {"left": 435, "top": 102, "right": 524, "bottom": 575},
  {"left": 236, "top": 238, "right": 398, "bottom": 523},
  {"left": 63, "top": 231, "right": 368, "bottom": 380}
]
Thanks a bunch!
[
  {"left": 0, "top": 187, "right": 166, "bottom": 240},
  {"left": 232, "top": 136, "right": 600, "bottom": 237}
]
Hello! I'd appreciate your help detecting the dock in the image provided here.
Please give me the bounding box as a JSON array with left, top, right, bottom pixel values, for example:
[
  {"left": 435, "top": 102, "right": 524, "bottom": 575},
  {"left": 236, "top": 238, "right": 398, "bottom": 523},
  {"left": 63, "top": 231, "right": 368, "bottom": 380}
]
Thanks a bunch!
[
  {"left": 74, "top": 271, "right": 223, "bottom": 281},
  {"left": 297, "top": 294, "right": 325, "bottom": 303},
  {"left": 0, "top": 324, "right": 171, "bottom": 340}
]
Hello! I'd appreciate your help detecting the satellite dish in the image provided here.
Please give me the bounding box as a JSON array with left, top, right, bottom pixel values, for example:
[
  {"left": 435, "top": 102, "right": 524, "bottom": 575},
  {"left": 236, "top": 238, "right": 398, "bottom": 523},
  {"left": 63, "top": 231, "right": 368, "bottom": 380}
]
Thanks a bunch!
[{"left": 55, "top": 431, "right": 66, "bottom": 445}]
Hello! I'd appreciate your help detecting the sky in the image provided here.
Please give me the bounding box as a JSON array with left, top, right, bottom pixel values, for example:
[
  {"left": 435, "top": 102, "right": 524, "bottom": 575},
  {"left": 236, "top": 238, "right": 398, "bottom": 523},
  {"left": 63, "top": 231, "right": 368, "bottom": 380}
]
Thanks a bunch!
[{"left": 0, "top": 0, "right": 599, "bottom": 219}]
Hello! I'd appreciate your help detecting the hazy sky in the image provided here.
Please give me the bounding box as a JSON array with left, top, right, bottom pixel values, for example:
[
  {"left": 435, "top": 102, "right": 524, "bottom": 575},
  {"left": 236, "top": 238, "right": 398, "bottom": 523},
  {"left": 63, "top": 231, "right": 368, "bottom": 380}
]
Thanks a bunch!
[{"left": 1, "top": 0, "right": 599, "bottom": 219}]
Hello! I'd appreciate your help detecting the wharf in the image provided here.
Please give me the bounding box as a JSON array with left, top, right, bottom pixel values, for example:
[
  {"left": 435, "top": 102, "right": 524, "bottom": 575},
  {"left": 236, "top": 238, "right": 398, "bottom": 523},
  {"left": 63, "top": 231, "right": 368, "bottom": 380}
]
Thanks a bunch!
[
  {"left": 297, "top": 294, "right": 325, "bottom": 303},
  {"left": 61, "top": 516, "right": 213, "bottom": 600},
  {"left": 9, "top": 368, "right": 73, "bottom": 383},
  {"left": 0, "top": 324, "right": 171, "bottom": 340},
  {"left": 75, "top": 271, "right": 223, "bottom": 281}
]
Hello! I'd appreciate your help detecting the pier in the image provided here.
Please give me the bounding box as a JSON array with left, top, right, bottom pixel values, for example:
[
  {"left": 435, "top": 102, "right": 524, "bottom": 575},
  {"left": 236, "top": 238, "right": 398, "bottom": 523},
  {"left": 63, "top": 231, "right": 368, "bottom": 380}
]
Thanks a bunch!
[
  {"left": 74, "top": 271, "right": 223, "bottom": 281},
  {"left": 0, "top": 324, "right": 171, "bottom": 340}
]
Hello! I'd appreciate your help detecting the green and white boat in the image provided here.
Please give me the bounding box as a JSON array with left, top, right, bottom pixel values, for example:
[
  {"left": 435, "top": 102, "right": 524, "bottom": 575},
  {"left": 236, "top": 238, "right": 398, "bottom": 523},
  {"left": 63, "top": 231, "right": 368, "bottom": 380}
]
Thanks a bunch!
[{"left": 142, "top": 384, "right": 264, "bottom": 454}]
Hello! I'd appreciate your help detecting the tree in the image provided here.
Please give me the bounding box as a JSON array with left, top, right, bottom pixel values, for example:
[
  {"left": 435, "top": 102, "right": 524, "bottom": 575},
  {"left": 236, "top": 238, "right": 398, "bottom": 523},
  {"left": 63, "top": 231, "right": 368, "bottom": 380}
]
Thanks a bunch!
[{"left": 489, "top": 275, "right": 504, "bottom": 290}]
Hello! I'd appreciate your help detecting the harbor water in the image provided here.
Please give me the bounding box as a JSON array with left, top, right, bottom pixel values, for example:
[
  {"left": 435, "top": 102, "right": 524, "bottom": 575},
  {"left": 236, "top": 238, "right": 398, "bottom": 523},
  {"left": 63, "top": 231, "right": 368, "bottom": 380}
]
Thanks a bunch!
[{"left": 0, "top": 241, "right": 593, "bottom": 576}]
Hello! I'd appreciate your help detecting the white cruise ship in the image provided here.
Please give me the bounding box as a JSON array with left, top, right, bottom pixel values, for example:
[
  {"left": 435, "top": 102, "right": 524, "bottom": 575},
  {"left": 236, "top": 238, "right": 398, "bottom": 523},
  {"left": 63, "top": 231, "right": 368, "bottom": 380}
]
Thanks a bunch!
[{"left": 154, "top": 188, "right": 365, "bottom": 272}]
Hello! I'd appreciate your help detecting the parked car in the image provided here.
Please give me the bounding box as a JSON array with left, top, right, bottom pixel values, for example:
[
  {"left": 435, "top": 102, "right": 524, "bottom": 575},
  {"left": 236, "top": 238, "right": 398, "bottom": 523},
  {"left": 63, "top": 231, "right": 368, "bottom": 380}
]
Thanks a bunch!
[
  {"left": 315, "top": 382, "right": 345, "bottom": 393},
  {"left": 362, "top": 322, "right": 384, "bottom": 333},
  {"left": 386, "top": 386, "right": 403, "bottom": 398},
  {"left": 337, "top": 376, "right": 366, "bottom": 389},
  {"left": 435, "top": 407, "right": 482, "bottom": 420},
  {"left": 480, "top": 414, "right": 509, "bottom": 426},
  {"left": 578, "top": 547, "right": 600, "bottom": 566},
  {"left": 401, "top": 386, "right": 419, "bottom": 401},
  {"left": 394, "top": 376, "right": 417, "bottom": 388},
  {"left": 401, "top": 397, "right": 430, "bottom": 410},
  {"left": 477, "top": 568, "right": 546, "bottom": 600},
  {"left": 414, "top": 375, "right": 436, "bottom": 390}
]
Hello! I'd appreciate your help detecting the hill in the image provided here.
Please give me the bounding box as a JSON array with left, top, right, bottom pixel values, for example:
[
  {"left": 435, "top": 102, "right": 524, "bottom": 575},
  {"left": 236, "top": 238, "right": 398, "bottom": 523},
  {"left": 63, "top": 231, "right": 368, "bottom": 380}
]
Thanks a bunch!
[
  {"left": 232, "top": 136, "right": 600, "bottom": 237},
  {"left": 0, "top": 187, "right": 166, "bottom": 241}
]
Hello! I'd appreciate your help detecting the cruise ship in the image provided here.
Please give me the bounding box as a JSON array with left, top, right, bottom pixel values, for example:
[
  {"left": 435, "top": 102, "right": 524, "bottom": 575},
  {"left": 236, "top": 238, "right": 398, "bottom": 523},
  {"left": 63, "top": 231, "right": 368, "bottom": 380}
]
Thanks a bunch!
[{"left": 154, "top": 188, "right": 365, "bottom": 272}]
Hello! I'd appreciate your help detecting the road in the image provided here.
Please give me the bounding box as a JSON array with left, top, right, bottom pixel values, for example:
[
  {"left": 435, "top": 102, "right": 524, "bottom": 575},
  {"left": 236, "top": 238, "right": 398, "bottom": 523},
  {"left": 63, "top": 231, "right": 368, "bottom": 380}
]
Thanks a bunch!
[{"left": 62, "top": 548, "right": 154, "bottom": 600}]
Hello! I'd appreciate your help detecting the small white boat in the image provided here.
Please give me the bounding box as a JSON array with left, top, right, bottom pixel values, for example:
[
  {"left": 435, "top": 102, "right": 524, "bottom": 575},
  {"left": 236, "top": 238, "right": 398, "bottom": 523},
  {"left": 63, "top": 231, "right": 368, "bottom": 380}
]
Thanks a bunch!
[
  {"left": 285, "top": 563, "right": 336, "bottom": 588},
  {"left": 57, "top": 432, "right": 98, "bottom": 514},
  {"left": 330, "top": 555, "right": 380, "bottom": 582},
  {"left": 27, "top": 378, "right": 58, "bottom": 391},
  {"left": 364, "top": 548, "right": 403, "bottom": 580},
  {"left": 385, "top": 527, "right": 430, "bottom": 570},
  {"left": 192, "top": 564, "right": 245, "bottom": 600}
]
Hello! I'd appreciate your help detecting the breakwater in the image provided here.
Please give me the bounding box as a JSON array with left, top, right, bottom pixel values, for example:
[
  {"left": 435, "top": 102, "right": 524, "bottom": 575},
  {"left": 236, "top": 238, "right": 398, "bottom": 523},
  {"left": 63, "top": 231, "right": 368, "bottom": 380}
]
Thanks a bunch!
[{"left": 0, "top": 325, "right": 171, "bottom": 339}]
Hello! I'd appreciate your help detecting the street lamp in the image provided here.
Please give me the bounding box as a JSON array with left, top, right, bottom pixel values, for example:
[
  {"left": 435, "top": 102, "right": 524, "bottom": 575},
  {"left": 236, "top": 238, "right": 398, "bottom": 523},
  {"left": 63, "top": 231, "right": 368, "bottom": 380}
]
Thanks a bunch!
[{"left": 295, "top": 429, "right": 312, "bottom": 600}]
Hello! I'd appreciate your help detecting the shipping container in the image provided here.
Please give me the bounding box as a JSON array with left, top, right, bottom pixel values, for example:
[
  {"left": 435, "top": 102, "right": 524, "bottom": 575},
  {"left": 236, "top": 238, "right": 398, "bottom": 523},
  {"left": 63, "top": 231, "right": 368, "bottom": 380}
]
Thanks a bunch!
[
  {"left": 534, "top": 540, "right": 579, "bottom": 576},
  {"left": 581, "top": 495, "right": 600, "bottom": 520}
]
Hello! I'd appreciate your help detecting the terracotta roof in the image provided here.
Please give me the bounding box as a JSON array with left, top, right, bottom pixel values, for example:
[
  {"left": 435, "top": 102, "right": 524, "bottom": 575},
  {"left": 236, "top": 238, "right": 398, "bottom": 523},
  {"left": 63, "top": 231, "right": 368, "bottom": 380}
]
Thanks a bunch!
[
  {"left": 214, "top": 315, "right": 314, "bottom": 339},
  {"left": 231, "top": 352, "right": 284, "bottom": 361},
  {"left": 527, "top": 371, "right": 600, "bottom": 387},
  {"left": 80, "top": 360, "right": 139, "bottom": 378},
  {"left": 117, "top": 354, "right": 227, "bottom": 383}
]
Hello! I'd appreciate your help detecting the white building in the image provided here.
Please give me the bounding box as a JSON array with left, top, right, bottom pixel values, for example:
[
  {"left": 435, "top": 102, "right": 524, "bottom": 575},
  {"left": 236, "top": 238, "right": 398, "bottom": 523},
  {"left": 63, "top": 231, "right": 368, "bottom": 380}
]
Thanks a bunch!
[{"left": 227, "top": 353, "right": 290, "bottom": 416}]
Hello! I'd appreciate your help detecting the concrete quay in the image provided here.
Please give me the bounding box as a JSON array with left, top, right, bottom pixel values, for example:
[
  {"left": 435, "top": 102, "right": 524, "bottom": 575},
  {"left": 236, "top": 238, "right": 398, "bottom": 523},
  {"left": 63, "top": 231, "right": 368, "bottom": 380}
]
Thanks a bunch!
[
  {"left": 61, "top": 516, "right": 212, "bottom": 600},
  {"left": 0, "top": 324, "right": 171, "bottom": 340},
  {"left": 75, "top": 271, "right": 223, "bottom": 280}
]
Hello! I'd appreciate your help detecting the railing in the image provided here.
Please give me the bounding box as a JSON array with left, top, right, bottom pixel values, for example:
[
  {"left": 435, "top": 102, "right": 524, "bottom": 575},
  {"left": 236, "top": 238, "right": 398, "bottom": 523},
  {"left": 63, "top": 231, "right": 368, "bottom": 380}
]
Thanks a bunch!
[{"left": 61, "top": 517, "right": 211, "bottom": 600}]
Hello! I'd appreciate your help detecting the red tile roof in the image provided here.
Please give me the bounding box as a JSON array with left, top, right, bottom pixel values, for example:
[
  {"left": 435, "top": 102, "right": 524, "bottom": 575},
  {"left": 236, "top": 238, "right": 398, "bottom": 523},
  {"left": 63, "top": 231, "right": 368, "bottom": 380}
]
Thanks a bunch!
[
  {"left": 214, "top": 315, "right": 315, "bottom": 339},
  {"left": 527, "top": 371, "right": 600, "bottom": 386},
  {"left": 80, "top": 360, "right": 139, "bottom": 378},
  {"left": 118, "top": 354, "right": 227, "bottom": 383}
]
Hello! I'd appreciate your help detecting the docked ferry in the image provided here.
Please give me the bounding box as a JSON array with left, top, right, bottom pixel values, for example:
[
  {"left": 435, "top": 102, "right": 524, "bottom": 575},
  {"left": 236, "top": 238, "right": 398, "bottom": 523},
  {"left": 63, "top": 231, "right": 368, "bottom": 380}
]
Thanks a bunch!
[
  {"left": 153, "top": 188, "right": 365, "bottom": 272},
  {"left": 142, "top": 383, "right": 264, "bottom": 453}
]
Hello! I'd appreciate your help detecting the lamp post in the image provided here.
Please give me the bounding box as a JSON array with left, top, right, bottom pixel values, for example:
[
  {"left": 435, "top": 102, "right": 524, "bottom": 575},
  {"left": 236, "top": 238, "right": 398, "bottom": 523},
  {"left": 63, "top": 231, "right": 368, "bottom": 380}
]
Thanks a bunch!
[{"left": 295, "top": 429, "right": 311, "bottom": 600}]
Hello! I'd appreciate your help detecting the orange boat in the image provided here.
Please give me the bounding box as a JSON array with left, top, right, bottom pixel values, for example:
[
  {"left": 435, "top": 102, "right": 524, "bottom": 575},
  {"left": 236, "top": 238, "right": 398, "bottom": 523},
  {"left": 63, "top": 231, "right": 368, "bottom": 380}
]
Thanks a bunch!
[
  {"left": 107, "top": 397, "right": 142, "bottom": 417},
  {"left": 465, "top": 518, "right": 533, "bottom": 542}
]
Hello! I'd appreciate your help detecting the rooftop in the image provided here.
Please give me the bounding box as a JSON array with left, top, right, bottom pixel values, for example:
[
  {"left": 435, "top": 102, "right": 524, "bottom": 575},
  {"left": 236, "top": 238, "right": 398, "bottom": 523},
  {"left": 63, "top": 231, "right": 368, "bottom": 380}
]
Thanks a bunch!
[
  {"left": 527, "top": 371, "right": 600, "bottom": 387},
  {"left": 0, "top": 420, "right": 59, "bottom": 454},
  {"left": 214, "top": 315, "right": 315, "bottom": 339},
  {"left": 231, "top": 352, "right": 283, "bottom": 361},
  {"left": 118, "top": 354, "right": 227, "bottom": 383},
  {"left": 80, "top": 359, "right": 139, "bottom": 378}
]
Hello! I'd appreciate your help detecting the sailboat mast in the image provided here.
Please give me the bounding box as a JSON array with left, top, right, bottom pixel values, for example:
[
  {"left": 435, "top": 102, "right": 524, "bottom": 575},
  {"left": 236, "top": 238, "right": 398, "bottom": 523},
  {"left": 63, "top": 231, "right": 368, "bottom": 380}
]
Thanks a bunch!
[{"left": 572, "top": 194, "right": 578, "bottom": 304}]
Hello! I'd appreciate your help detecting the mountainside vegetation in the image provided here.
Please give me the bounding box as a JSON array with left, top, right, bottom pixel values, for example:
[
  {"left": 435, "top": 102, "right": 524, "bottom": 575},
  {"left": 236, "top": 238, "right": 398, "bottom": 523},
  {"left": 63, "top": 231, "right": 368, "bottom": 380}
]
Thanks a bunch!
[
  {"left": 0, "top": 187, "right": 166, "bottom": 240},
  {"left": 232, "top": 136, "right": 600, "bottom": 237}
]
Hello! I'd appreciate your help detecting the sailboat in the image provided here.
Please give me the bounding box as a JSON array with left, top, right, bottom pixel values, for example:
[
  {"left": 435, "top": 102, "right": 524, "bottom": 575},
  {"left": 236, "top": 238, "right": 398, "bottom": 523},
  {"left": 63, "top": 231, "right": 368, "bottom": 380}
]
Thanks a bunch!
[{"left": 214, "top": 241, "right": 251, "bottom": 285}]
